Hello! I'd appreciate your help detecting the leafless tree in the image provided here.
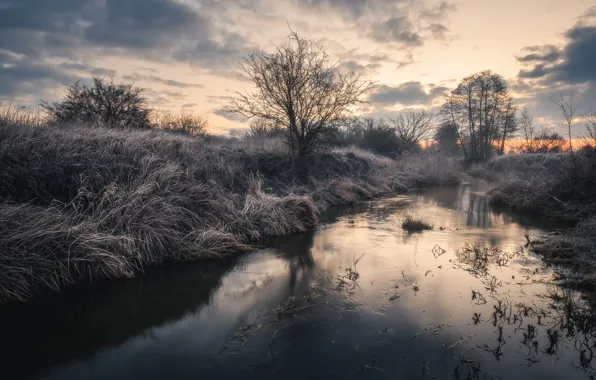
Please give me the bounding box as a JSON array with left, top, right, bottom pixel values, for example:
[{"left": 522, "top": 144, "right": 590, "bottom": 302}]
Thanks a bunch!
[
  {"left": 584, "top": 112, "right": 596, "bottom": 148},
  {"left": 440, "top": 70, "right": 515, "bottom": 161},
  {"left": 248, "top": 117, "right": 286, "bottom": 139},
  {"left": 389, "top": 110, "right": 436, "bottom": 146},
  {"left": 224, "top": 30, "right": 374, "bottom": 162},
  {"left": 519, "top": 108, "right": 536, "bottom": 152},
  {"left": 550, "top": 94, "right": 579, "bottom": 175},
  {"left": 42, "top": 77, "right": 152, "bottom": 129}
]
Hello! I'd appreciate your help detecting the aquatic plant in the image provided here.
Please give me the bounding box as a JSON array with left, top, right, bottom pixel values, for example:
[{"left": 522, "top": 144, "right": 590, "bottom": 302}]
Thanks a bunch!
[{"left": 401, "top": 214, "right": 433, "bottom": 233}]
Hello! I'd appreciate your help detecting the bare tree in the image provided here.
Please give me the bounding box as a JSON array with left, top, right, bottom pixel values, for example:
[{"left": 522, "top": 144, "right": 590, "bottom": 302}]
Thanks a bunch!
[
  {"left": 550, "top": 94, "right": 579, "bottom": 175},
  {"left": 224, "top": 30, "right": 374, "bottom": 163},
  {"left": 389, "top": 110, "right": 436, "bottom": 146},
  {"left": 42, "top": 77, "right": 152, "bottom": 129},
  {"left": 519, "top": 108, "right": 536, "bottom": 152},
  {"left": 152, "top": 109, "right": 209, "bottom": 135},
  {"left": 248, "top": 117, "right": 286, "bottom": 139},
  {"left": 584, "top": 112, "right": 596, "bottom": 148},
  {"left": 498, "top": 97, "right": 518, "bottom": 155},
  {"left": 441, "top": 71, "right": 515, "bottom": 161}
]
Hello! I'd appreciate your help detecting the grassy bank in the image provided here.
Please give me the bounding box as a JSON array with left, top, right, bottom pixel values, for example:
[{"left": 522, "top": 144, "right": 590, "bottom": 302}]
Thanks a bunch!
[
  {"left": 471, "top": 149, "right": 596, "bottom": 224},
  {"left": 472, "top": 149, "right": 596, "bottom": 298},
  {"left": 0, "top": 123, "right": 461, "bottom": 303}
]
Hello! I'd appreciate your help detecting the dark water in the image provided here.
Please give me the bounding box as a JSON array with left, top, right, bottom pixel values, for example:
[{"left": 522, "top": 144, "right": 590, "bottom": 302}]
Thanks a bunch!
[{"left": 2, "top": 179, "right": 595, "bottom": 380}]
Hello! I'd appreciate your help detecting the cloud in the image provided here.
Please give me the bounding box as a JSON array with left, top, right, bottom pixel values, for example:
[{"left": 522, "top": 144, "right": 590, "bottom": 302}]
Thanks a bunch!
[
  {"left": 429, "top": 24, "right": 451, "bottom": 40},
  {"left": 294, "top": 0, "right": 397, "bottom": 19},
  {"left": 516, "top": 24, "right": 596, "bottom": 85},
  {"left": 516, "top": 45, "right": 561, "bottom": 63},
  {"left": 122, "top": 74, "right": 203, "bottom": 89},
  {"left": 59, "top": 63, "right": 117, "bottom": 77},
  {"left": 371, "top": 17, "right": 423, "bottom": 46},
  {"left": 420, "top": 1, "right": 458, "bottom": 21},
  {"left": 368, "top": 81, "right": 447, "bottom": 106},
  {"left": 0, "top": 0, "right": 253, "bottom": 100},
  {"left": 214, "top": 109, "right": 249, "bottom": 123},
  {"left": 514, "top": 7, "right": 596, "bottom": 121},
  {"left": 339, "top": 60, "right": 382, "bottom": 75}
]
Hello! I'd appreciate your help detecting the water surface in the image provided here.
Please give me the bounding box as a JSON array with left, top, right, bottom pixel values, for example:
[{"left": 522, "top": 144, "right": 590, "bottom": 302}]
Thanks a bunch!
[{"left": 2, "top": 179, "right": 594, "bottom": 380}]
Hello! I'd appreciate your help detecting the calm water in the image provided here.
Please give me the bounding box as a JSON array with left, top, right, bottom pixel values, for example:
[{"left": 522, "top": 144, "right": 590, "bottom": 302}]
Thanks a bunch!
[{"left": 2, "top": 179, "right": 594, "bottom": 380}]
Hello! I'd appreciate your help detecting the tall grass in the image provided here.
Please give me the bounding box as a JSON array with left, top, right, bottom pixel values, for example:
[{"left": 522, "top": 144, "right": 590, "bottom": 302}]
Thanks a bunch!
[
  {"left": 484, "top": 149, "right": 596, "bottom": 223},
  {"left": 0, "top": 118, "right": 461, "bottom": 302}
]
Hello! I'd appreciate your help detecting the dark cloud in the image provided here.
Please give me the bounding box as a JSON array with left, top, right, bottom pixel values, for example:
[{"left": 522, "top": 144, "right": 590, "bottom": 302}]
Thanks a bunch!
[
  {"left": 84, "top": 0, "right": 202, "bottom": 49},
  {"left": 429, "top": 24, "right": 450, "bottom": 40},
  {"left": 182, "top": 103, "right": 198, "bottom": 108},
  {"left": 294, "top": 0, "right": 396, "bottom": 19},
  {"left": 516, "top": 24, "right": 596, "bottom": 85},
  {"left": 371, "top": 17, "right": 423, "bottom": 46},
  {"left": 122, "top": 74, "right": 203, "bottom": 89},
  {"left": 420, "top": 1, "right": 457, "bottom": 21},
  {"left": 368, "top": 82, "right": 446, "bottom": 106},
  {"left": 0, "top": 0, "right": 252, "bottom": 99},
  {"left": 214, "top": 109, "right": 249, "bottom": 122},
  {"left": 516, "top": 45, "right": 561, "bottom": 63},
  {"left": 339, "top": 60, "right": 382, "bottom": 75},
  {"left": 514, "top": 8, "right": 596, "bottom": 121},
  {"left": 0, "top": 60, "right": 78, "bottom": 97},
  {"left": 59, "top": 62, "right": 116, "bottom": 77}
]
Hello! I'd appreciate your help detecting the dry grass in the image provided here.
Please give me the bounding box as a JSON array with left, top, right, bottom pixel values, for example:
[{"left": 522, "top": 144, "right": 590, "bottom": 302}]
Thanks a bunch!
[
  {"left": 0, "top": 117, "right": 462, "bottom": 302},
  {"left": 401, "top": 214, "right": 433, "bottom": 233},
  {"left": 478, "top": 149, "right": 596, "bottom": 223}
]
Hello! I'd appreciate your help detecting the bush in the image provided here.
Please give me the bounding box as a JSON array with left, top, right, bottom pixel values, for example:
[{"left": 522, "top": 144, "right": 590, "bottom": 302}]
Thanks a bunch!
[{"left": 41, "top": 77, "right": 152, "bottom": 129}]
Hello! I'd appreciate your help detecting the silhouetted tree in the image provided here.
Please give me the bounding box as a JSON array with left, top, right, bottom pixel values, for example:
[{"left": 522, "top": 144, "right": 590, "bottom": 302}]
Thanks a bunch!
[
  {"left": 551, "top": 94, "right": 579, "bottom": 176},
  {"left": 585, "top": 113, "right": 596, "bottom": 147},
  {"left": 248, "top": 117, "right": 286, "bottom": 139},
  {"left": 224, "top": 30, "right": 373, "bottom": 164},
  {"left": 441, "top": 70, "right": 516, "bottom": 161},
  {"left": 152, "top": 110, "right": 208, "bottom": 135},
  {"left": 434, "top": 122, "right": 460, "bottom": 155},
  {"left": 389, "top": 110, "right": 436, "bottom": 147},
  {"left": 42, "top": 77, "right": 152, "bottom": 129}
]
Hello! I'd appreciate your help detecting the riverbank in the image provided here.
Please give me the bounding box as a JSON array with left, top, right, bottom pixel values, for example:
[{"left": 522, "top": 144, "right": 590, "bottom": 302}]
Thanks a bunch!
[
  {"left": 469, "top": 149, "right": 596, "bottom": 298},
  {"left": 0, "top": 123, "right": 461, "bottom": 303}
]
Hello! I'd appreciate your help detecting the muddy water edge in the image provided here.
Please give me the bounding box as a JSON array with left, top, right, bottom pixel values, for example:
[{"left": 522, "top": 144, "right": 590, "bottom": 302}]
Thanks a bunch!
[{"left": 1, "top": 179, "right": 595, "bottom": 380}]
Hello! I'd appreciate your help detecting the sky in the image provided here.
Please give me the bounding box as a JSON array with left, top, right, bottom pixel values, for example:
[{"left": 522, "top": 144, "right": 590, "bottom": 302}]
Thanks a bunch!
[{"left": 1, "top": 0, "right": 595, "bottom": 134}]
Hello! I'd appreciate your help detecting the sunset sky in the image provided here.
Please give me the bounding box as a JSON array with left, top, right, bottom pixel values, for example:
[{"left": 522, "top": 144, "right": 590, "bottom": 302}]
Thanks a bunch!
[{"left": 1, "top": 0, "right": 595, "bottom": 133}]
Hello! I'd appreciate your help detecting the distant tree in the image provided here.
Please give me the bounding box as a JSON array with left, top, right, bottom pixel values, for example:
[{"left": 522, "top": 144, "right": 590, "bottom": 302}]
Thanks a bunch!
[
  {"left": 519, "top": 108, "right": 536, "bottom": 153},
  {"left": 342, "top": 117, "right": 418, "bottom": 156},
  {"left": 497, "top": 97, "right": 518, "bottom": 155},
  {"left": 42, "top": 77, "right": 152, "bottom": 129},
  {"left": 152, "top": 110, "right": 209, "bottom": 135},
  {"left": 434, "top": 122, "right": 460, "bottom": 155},
  {"left": 224, "top": 30, "right": 374, "bottom": 165},
  {"left": 440, "top": 70, "right": 516, "bottom": 161},
  {"left": 550, "top": 94, "right": 579, "bottom": 175},
  {"left": 532, "top": 127, "right": 566, "bottom": 153},
  {"left": 389, "top": 110, "right": 436, "bottom": 147},
  {"left": 248, "top": 117, "right": 286, "bottom": 139},
  {"left": 585, "top": 112, "right": 596, "bottom": 148}
]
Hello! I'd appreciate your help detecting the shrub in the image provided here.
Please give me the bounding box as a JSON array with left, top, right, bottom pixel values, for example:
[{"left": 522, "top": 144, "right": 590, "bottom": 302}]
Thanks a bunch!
[{"left": 41, "top": 77, "right": 152, "bottom": 129}]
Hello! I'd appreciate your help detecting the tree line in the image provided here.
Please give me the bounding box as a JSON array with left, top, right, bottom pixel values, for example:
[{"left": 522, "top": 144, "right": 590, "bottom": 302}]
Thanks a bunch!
[{"left": 30, "top": 30, "right": 594, "bottom": 162}]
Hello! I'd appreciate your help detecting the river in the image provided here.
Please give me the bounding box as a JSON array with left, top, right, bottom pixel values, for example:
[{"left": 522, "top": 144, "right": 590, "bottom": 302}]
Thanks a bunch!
[{"left": 1, "top": 179, "right": 594, "bottom": 380}]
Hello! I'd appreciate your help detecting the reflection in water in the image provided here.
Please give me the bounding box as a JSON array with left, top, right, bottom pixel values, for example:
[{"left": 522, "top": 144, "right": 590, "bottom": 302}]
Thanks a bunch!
[{"left": 1, "top": 178, "right": 592, "bottom": 380}]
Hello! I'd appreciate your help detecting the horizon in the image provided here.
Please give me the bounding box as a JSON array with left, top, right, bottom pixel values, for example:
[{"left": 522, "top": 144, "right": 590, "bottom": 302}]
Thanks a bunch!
[{"left": 1, "top": 0, "right": 595, "bottom": 134}]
